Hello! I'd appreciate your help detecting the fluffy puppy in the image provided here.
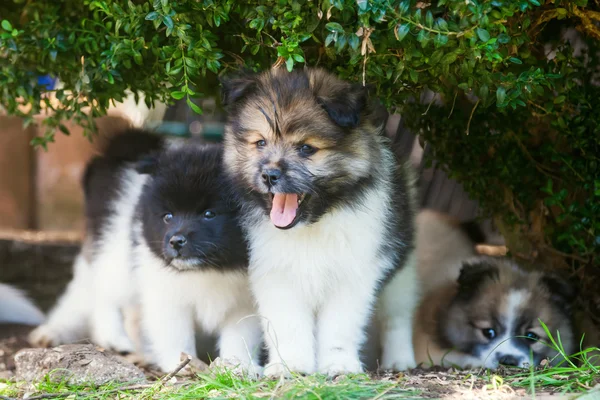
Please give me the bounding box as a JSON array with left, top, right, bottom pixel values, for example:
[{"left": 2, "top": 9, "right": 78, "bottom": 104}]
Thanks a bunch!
[
  {"left": 30, "top": 131, "right": 262, "bottom": 373},
  {"left": 131, "top": 146, "right": 262, "bottom": 372},
  {"left": 221, "top": 67, "right": 417, "bottom": 376},
  {"left": 413, "top": 212, "right": 576, "bottom": 369},
  {"left": 30, "top": 130, "right": 165, "bottom": 348}
]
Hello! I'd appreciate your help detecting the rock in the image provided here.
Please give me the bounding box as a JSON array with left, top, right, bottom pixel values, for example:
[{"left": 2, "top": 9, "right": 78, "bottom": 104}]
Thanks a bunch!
[{"left": 14, "top": 344, "right": 146, "bottom": 386}]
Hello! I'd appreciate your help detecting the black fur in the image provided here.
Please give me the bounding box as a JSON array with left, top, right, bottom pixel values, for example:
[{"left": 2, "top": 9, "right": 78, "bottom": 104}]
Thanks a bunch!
[
  {"left": 136, "top": 146, "right": 248, "bottom": 270},
  {"left": 455, "top": 260, "right": 500, "bottom": 302},
  {"left": 83, "top": 130, "right": 165, "bottom": 240}
]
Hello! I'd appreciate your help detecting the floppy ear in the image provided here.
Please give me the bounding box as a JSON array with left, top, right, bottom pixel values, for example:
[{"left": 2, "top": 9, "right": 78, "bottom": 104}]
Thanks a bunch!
[
  {"left": 456, "top": 260, "right": 499, "bottom": 300},
  {"left": 135, "top": 153, "right": 159, "bottom": 175},
  {"left": 316, "top": 83, "right": 368, "bottom": 128},
  {"left": 540, "top": 273, "right": 576, "bottom": 312},
  {"left": 220, "top": 71, "right": 258, "bottom": 107}
]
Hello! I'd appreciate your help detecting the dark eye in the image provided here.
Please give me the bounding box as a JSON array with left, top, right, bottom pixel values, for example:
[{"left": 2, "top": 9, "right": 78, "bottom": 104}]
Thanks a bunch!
[
  {"left": 256, "top": 140, "right": 266, "bottom": 148},
  {"left": 525, "top": 331, "right": 539, "bottom": 341},
  {"left": 163, "top": 213, "right": 173, "bottom": 223},
  {"left": 203, "top": 210, "right": 216, "bottom": 220},
  {"left": 482, "top": 328, "right": 496, "bottom": 340},
  {"left": 299, "top": 144, "right": 317, "bottom": 156}
]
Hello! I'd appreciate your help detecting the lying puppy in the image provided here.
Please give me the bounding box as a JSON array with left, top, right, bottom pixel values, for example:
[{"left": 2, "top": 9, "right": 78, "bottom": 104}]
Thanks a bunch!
[
  {"left": 31, "top": 131, "right": 262, "bottom": 373},
  {"left": 413, "top": 211, "right": 576, "bottom": 369},
  {"left": 221, "top": 67, "right": 417, "bottom": 376}
]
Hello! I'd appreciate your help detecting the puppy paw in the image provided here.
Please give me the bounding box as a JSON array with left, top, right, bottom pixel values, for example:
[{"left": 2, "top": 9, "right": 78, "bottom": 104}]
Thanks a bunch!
[
  {"left": 211, "top": 357, "right": 263, "bottom": 379},
  {"left": 28, "top": 325, "right": 64, "bottom": 347},
  {"left": 263, "top": 359, "right": 314, "bottom": 378},
  {"left": 94, "top": 333, "right": 135, "bottom": 354},
  {"left": 318, "top": 354, "right": 363, "bottom": 377},
  {"left": 381, "top": 354, "right": 416, "bottom": 371}
]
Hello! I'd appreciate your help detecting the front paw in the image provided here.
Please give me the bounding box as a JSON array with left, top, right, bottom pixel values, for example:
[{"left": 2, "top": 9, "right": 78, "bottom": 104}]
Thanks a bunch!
[
  {"left": 381, "top": 353, "right": 416, "bottom": 371},
  {"left": 318, "top": 354, "right": 363, "bottom": 377},
  {"left": 263, "top": 359, "right": 314, "bottom": 378},
  {"left": 211, "top": 357, "right": 263, "bottom": 379},
  {"left": 28, "top": 325, "right": 63, "bottom": 347}
]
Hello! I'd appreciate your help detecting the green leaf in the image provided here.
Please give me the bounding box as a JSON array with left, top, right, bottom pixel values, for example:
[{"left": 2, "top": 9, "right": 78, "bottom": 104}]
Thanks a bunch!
[
  {"left": 554, "top": 95, "right": 566, "bottom": 104},
  {"left": 434, "top": 33, "right": 448, "bottom": 48},
  {"left": 163, "top": 15, "right": 174, "bottom": 30},
  {"left": 292, "top": 54, "right": 305, "bottom": 63},
  {"left": 325, "top": 22, "right": 344, "bottom": 33},
  {"left": 185, "top": 58, "right": 198, "bottom": 68},
  {"left": 187, "top": 98, "right": 203, "bottom": 114},
  {"left": 1, "top": 20, "right": 12, "bottom": 31},
  {"left": 476, "top": 28, "right": 490, "bottom": 42},
  {"left": 286, "top": 57, "right": 294, "bottom": 72},
  {"left": 171, "top": 91, "right": 186, "bottom": 100},
  {"left": 145, "top": 11, "right": 159, "bottom": 21},
  {"left": 426, "top": 11, "right": 433, "bottom": 28},
  {"left": 395, "top": 24, "right": 410, "bottom": 42},
  {"left": 440, "top": 52, "right": 457, "bottom": 65},
  {"left": 409, "top": 69, "right": 418, "bottom": 83},
  {"left": 508, "top": 57, "right": 522, "bottom": 64},
  {"left": 529, "top": 0, "right": 541, "bottom": 6},
  {"left": 436, "top": 18, "right": 448, "bottom": 31},
  {"left": 458, "top": 82, "right": 469, "bottom": 90},
  {"left": 59, "top": 124, "right": 70, "bottom": 136},
  {"left": 496, "top": 87, "right": 506, "bottom": 105}
]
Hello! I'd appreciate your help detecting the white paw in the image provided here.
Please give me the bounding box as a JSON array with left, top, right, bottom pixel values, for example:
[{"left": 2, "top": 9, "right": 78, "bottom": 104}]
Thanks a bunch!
[
  {"left": 28, "top": 325, "right": 69, "bottom": 347},
  {"left": 381, "top": 353, "right": 416, "bottom": 371},
  {"left": 94, "top": 333, "right": 135, "bottom": 354},
  {"left": 211, "top": 357, "right": 263, "bottom": 379},
  {"left": 318, "top": 354, "right": 363, "bottom": 377},
  {"left": 263, "top": 358, "right": 315, "bottom": 378}
]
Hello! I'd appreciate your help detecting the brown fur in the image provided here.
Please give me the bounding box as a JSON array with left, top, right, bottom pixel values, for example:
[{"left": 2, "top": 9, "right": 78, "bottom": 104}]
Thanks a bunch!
[{"left": 414, "top": 257, "right": 576, "bottom": 368}]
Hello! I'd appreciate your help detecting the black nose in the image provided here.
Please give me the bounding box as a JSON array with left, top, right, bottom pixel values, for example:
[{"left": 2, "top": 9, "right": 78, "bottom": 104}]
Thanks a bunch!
[
  {"left": 169, "top": 234, "right": 187, "bottom": 250},
  {"left": 498, "top": 354, "right": 519, "bottom": 366},
  {"left": 261, "top": 168, "right": 282, "bottom": 186}
]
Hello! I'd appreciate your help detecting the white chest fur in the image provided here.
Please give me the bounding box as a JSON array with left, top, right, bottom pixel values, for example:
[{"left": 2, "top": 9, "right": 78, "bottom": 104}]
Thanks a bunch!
[{"left": 245, "top": 187, "right": 404, "bottom": 376}]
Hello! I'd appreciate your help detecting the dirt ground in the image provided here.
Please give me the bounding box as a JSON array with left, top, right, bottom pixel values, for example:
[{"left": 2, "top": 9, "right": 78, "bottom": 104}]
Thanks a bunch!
[{"left": 2, "top": 325, "right": 593, "bottom": 399}]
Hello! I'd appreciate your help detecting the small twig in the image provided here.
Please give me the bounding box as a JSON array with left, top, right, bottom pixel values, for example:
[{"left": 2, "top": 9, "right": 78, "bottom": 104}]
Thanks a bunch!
[
  {"left": 24, "top": 384, "right": 154, "bottom": 400},
  {"left": 160, "top": 354, "right": 192, "bottom": 383},
  {"left": 448, "top": 92, "right": 458, "bottom": 119},
  {"left": 465, "top": 99, "right": 479, "bottom": 135},
  {"left": 422, "top": 93, "right": 436, "bottom": 116}
]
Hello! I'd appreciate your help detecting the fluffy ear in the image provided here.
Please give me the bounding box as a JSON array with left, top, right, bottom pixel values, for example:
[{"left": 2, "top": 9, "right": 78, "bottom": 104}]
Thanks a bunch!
[
  {"left": 134, "top": 153, "right": 159, "bottom": 175},
  {"left": 316, "top": 83, "right": 367, "bottom": 128},
  {"left": 456, "top": 260, "right": 499, "bottom": 300},
  {"left": 540, "top": 273, "right": 576, "bottom": 312},
  {"left": 220, "top": 71, "right": 258, "bottom": 107}
]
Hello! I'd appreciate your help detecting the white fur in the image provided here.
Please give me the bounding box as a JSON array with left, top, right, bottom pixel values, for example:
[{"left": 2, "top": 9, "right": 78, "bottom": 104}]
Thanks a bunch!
[
  {"left": 247, "top": 183, "right": 415, "bottom": 376},
  {"left": 0, "top": 283, "right": 44, "bottom": 326},
  {"left": 133, "top": 227, "right": 262, "bottom": 373},
  {"left": 30, "top": 166, "right": 262, "bottom": 374},
  {"left": 481, "top": 290, "right": 532, "bottom": 368},
  {"left": 29, "top": 252, "right": 92, "bottom": 345},
  {"left": 377, "top": 250, "right": 419, "bottom": 370}
]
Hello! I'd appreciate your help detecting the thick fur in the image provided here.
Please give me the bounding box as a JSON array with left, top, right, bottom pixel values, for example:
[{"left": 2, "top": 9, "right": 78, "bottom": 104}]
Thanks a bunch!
[
  {"left": 413, "top": 211, "right": 576, "bottom": 369},
  {"left": 221, "top": 67, "right": 417, "bottom": 376},
  {"left": 0, "top": 283, "right": 45, "bottom": 325},
  {"left": 30, "top": 132, "right": 262, "bottom": 373},
  {"left": 30, "top": 130, "right": 165, "bottom": 348}
]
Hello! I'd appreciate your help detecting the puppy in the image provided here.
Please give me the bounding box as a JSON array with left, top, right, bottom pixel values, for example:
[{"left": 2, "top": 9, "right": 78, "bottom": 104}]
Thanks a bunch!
[
  {"left": 31, "top": 131, "right": 262, "bottom": 373},
  {"left": 413, "top": 212, "right": 576, "bottom": 369},
  {"left": 131, "top": 145, "right": 262, "bottom": 372},
  {"left": 221, "top": 67, "right": 417, "bottom": 376},
  {"left": 30, "top": 130, "right": 164, "bottom": 348}
]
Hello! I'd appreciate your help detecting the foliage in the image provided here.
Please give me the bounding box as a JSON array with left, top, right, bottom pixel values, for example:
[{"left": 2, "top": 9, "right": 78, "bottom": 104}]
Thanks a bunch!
[{"left": 0, "top": 0, "right": 599, "bottom": 311}]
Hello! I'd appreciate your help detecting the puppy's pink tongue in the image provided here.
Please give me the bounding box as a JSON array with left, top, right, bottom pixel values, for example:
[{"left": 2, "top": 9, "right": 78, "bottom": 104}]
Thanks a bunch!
[{"left": 270, "top": 193, "right": 298, "bottom": 227}]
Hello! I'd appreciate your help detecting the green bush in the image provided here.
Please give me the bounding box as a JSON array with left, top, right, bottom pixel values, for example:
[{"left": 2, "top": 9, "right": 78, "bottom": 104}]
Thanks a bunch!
[{"left": 0, "top": 0, "right": 598, "bottom": 314}]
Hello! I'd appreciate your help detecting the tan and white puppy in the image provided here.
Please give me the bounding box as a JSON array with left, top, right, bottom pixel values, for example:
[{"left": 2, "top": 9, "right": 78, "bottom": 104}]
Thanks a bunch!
[{"left": 413, "top": 211, "right": 576, "bottom": 369}]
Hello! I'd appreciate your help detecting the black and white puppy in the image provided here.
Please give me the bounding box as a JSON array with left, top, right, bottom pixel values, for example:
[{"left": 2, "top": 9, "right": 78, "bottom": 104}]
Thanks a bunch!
[
  {"left": 221, "top": 67, "right": 418, "bottom": 376},
  {"left": 31, "top": 131, "right": 262, "bottom": 373}
]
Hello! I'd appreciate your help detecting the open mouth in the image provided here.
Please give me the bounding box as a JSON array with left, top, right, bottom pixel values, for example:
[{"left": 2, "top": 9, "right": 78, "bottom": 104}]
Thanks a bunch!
[{"left": 269, "top": 193, "right": 308, "bottom": 229}]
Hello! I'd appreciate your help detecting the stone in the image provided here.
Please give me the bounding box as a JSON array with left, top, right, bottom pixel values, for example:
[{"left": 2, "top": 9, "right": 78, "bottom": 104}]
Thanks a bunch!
[{"left": 14, "top": 344, "right": 146, "bottom": 386}]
